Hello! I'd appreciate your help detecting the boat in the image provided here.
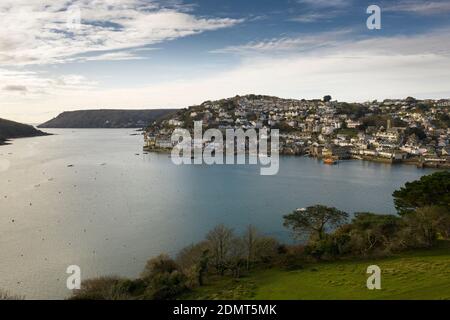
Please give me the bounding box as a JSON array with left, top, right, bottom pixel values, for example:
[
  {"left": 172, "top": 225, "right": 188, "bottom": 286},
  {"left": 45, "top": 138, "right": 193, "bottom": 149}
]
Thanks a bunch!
[{"left": 323, "top": 157, "right": 338, "bottom": 165}]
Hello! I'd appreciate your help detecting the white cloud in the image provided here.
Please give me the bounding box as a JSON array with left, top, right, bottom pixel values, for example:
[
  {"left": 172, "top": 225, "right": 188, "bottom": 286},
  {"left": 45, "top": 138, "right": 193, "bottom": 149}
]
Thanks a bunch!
[
  {"left": 3, "top": 28, "right": 450, "bottom": 123},
  {"left": 289, "top": 13, "right": 331, "bottom": 23},
  {"left": 212, "top": 27, "right": 450, "bottom": 57},
  {"left": 0, "top": 0, "right": 243, "bottom": 122},
  {"left": 296, "top": 0, "right": 352, "bottom": 8},
  {"left": 0, "top": 68, "right": 97, "bottom": 97},
  {"left": 0, "top": 0, "right": 242, "bottom": 66},
  {"left": 82, "top": 51, "right": 147, "bottom": 61},
  {"left": 1, "top": 2, "right": 450, "bottom": 123},
  {"left": 211, "top": 30, "right": 353, "bottom": 55},
  {"left": 384, "top": 0, "right": 450, "bottom": 14}
]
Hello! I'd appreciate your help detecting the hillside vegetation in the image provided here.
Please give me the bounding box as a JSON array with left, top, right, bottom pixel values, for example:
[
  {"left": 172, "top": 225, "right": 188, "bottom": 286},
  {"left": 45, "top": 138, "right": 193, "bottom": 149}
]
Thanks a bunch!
[
  {"left": 0, "top": 118, "right": 49, "bottom": 145},
  {"left": 39, "top": 109, "right": 177, "bottom": 128},
  {"left": 183, "top": 242, "right": 450, "bottom": 300}
]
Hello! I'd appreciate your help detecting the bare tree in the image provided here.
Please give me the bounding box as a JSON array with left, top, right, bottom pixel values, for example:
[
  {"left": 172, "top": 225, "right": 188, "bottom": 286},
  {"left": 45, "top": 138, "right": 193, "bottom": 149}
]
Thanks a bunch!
[
  {"left": 243, "top": 225, "right": 258, "bottom": 270},
  {"left": 206, "top": 224, "right": 234, "bottom": 276}
]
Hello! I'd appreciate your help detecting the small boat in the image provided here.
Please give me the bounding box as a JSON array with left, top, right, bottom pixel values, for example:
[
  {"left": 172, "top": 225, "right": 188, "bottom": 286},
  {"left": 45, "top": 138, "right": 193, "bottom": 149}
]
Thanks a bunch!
[{"left": 323, "top": 157, "right": 338, "bottom": 165}]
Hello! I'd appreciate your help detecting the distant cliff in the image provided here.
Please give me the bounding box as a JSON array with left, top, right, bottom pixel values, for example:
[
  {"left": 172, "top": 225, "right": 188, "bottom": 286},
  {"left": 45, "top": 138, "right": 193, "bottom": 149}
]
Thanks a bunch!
[
  {"left": 38, "top": 109, "right": 177, "bottom": 128},
  {"left": 0, "top": 118, "right": 49, "bottom": 145}
]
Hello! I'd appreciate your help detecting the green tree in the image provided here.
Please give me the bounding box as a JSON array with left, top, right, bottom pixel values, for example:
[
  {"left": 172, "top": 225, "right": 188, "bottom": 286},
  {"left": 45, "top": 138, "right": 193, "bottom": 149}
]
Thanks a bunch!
[
  {"left": 323, "top": 95, "right": 332, "bottom": 103},
  {"left": 283, "top": 205, "right": 348, "bottom": 241},
  {"left": 346, "top": 213, "right": 403, "bottom": 254},
  {"left": 393, "top": 171, "right": 450, "bottom": 215},
  {"left": 404, "top": 127, "right": 426, "bottom": 140},
  {"left": 403, "top": 206, "right": 450, "bottom": 247},
  {"left": 405, "top": 96, "right": 417, "bottom": 104}
]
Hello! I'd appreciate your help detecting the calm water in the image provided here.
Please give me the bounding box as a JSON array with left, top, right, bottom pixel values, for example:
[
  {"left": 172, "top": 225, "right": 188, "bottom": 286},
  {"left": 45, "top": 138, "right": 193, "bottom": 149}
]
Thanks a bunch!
[{"left": 0, "top": 129, "right": 438, "bottom": 299}]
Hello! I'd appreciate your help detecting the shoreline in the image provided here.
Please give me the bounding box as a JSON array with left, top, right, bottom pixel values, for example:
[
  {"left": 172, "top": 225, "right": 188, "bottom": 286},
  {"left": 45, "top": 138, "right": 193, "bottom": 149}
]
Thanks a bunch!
[
  {"left": 143, "top": 146, "right": 450, "bottom": 169},
  {"left": 0, "top": 132, "right": 53, "bottom": 147}
]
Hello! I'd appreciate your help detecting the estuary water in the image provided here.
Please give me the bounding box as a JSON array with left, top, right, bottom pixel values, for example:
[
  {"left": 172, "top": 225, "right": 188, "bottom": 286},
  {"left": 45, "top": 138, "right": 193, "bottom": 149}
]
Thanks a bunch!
[{"left": 0, "top": 129, "right": 438, "bottom": 299}]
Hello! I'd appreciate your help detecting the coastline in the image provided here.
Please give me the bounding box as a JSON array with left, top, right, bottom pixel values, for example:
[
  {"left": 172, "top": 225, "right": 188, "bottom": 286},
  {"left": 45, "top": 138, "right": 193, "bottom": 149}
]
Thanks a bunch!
[
  {"left": 143, "top": 145, "right": 450, "bottom": 169},
  {"left": 0, "top": 132, "right": 53, "bottom": 147}
]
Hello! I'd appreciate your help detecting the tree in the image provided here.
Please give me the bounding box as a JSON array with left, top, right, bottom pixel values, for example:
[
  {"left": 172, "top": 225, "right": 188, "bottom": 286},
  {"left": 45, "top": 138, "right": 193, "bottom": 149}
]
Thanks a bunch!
[
  {"left": 141, "top": 254, "right": 179, "bottom": 280},
  {"left": 393, "top": 171, "right": 450, "bottom": 215},
  {"left": 283, "top": 205, "right": 349, "bottom": 241},
  {"left": 176, "top": 242, "right": 209, "bottom": 270},
  {"left": 323, "top": 95, "right": 332, "bottom": 103},
  {"left": 197, "top": 250, "right": 210, "bottom": 286},
  {"left": 405, "top": 96, "right": 417, "bottom": 104},
  {"left": 141, "top": 254, "right": 187, "bottom": 300},
  {"left": 346, "top": 213, "right": 403, "bottom": 254},
  {"left": 243, "top": 225, "right": 258, "bottom": 270},
  {"left": 206, "top": 224, "right": 235, "bottom": 275},
  {"left": 176, "top": 242, "right": 210, "bottom": 287},
  {"left": 241, "top": 225, "right": 278, "bottom": 270},
  {"left": 404, "top": 127, "right": 426, "bottom": 140},
  {"left": 403, "top": 206, "right": 450, "bottom": 247},
  {"left": 228, "top": 237, "right": 246, "bottom": 278}
]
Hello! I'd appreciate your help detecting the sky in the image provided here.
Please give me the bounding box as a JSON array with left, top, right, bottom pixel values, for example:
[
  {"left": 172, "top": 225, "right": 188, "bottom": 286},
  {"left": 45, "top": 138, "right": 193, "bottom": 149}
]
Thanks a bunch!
[{"left": 1, "top": 0, "right": 450, "bottom": 123}]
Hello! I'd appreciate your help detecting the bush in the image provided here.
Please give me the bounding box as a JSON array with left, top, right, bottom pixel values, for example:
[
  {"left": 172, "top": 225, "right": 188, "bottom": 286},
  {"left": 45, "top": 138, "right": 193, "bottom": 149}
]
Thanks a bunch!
[
  {"left": 176, "top": 242, "right": 209, "bottom": 271},
  {"left": 402, "top": 206, "right": 450, "bottom": 248},
  {"left": 70, "top": 276, "right": 142, "bottom": 300},
  {"left": 304, "top": 235, "right": 343, "bottom": 260},
  {"left": 342, "top": 213, "right": 404, "bottom": 256},
  {"left": 141, "top": 254, "right": 179, "bottom": 280},
  {"left": 141, "top": 254, "right": 188, "bottom": 300},
  {"left": 143, "top": 270, "right": 187, "bottom": 300},
  {"left": 177, "top": 243, "right": 210, "bottom": 287},
  {"left": 278, "top": 253, "right": 305, "bottom": 270},
  {"left": 274, "top": 244, "right": 306, "bottom": 269}
]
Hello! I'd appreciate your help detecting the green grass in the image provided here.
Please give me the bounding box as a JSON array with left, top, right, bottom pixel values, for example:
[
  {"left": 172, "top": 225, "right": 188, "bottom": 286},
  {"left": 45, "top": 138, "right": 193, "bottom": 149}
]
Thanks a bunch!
[{"left": 183, "top": 243, "right": 450, "bottom": 300}]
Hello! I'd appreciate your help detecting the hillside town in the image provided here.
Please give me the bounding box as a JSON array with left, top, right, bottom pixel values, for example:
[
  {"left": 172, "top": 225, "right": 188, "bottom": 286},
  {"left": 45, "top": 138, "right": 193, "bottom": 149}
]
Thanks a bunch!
[{"left": 144, "top": 95, "right": 450, "bottom": 168}]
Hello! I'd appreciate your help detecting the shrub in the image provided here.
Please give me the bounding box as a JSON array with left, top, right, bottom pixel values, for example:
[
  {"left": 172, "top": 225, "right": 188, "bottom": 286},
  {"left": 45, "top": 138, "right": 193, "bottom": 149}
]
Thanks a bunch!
[
  {"left": 143, "top": 270, "right": 187, "bottom": 300},
  {"left": 402, "top": 206, "right": 450, "bottom": 247},
  {"left": 141, "top": 254, "right": 188, "bottom": 300},
  {"left": 343, "top": 213, "right": 404, "bottom": 255},
  {"left": 70, "top": 276, "right": 141, "bottom": 300},
  {"left": 176, "top": 242, "right": 209, "bottom": 271},
  {"left": 141, "top": 254, "right": 180, "bottom": 280}
]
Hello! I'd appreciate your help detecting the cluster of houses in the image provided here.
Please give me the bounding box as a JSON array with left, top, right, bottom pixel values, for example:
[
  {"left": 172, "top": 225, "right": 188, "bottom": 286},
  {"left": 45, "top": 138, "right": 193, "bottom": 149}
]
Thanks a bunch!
[{"left": 144, "top": 95, "right": 450, "bottom": 167}]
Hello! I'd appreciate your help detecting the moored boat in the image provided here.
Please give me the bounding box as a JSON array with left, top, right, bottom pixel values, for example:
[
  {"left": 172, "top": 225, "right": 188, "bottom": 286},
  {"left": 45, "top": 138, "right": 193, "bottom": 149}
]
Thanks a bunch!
[{"left": 323, "top": 157, "right": 338, "bottom": 165}]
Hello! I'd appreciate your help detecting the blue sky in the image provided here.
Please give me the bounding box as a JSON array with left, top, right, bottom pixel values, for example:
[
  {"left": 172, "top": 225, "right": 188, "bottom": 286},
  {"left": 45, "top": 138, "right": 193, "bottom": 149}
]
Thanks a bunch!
[{"left": 1, "top": 0, "right": 450, "bottom": 122}]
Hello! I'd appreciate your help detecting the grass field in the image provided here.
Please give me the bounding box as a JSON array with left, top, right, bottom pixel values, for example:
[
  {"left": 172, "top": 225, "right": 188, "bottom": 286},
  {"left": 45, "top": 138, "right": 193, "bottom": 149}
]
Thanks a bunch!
[{"left": 183, "top": 242, "right": 450, "bottom": 300}]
